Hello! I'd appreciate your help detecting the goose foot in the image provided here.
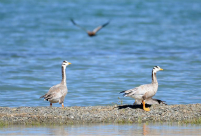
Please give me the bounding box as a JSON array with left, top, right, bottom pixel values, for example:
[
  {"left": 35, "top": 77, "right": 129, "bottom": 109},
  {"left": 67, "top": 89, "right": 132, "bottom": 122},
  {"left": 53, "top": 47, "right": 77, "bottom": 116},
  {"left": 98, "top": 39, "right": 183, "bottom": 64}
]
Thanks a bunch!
[{"left": 142, "top": 100, "right": 150, "bottom": 111}]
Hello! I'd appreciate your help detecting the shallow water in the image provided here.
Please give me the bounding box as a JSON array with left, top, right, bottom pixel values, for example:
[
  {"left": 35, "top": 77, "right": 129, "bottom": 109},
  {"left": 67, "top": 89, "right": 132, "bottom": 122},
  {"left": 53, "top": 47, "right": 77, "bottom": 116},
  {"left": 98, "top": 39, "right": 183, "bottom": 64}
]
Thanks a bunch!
[{"left": 1, "top": 123, "right": 201, "bottom": 136}]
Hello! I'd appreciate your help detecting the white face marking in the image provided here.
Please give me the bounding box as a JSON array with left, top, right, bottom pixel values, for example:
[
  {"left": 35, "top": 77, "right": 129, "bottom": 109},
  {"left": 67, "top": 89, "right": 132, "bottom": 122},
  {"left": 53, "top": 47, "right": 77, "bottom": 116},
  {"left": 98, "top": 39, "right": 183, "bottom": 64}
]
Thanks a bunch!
[
  {"left": 152, "top": 66, "right": 162, "bottom": 73},
  {"left": 62, "top": 60, "right": 71, "bottom": 67}
]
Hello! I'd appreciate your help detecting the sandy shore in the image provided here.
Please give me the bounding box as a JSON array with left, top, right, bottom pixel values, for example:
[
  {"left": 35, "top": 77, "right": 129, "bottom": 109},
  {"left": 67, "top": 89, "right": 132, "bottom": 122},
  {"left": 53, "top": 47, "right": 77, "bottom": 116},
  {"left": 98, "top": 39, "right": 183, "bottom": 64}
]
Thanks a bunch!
[{"left": 0, "top": 104, "right": 201, "bottom": 125}]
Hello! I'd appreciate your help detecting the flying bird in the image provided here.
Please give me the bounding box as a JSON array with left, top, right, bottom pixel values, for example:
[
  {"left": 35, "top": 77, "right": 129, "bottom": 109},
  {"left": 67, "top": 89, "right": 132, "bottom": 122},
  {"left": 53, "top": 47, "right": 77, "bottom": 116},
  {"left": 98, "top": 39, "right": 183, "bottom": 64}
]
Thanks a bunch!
[{"left": 71, "top": 19, "right": 109, "bottom": 37}]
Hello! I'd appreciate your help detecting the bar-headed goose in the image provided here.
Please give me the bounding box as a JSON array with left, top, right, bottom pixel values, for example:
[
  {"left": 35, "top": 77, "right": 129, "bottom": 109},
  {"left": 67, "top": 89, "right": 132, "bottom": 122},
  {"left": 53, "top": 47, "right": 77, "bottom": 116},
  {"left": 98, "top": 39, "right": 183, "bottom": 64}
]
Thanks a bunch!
[
  {"left": 40, "top": 61, "right": 71, "bottom": 108},
  {"left": 120, "top": 66, "right": 163, "bottom": 111}
]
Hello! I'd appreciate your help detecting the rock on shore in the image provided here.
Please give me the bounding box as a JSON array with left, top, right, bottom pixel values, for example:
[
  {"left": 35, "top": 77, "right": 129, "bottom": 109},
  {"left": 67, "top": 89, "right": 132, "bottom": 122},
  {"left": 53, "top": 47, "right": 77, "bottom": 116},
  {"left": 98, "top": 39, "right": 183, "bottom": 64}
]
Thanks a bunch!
[{"left": 0, "top": 104, "right": 201, "bottom": 125}]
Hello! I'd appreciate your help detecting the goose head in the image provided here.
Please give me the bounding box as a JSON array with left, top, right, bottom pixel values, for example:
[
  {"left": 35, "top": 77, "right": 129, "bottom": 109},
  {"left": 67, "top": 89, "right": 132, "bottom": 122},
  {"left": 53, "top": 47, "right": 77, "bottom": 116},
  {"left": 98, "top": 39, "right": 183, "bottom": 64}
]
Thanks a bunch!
[
  {"left": 62, "top": 60, "right": 71, "bottom": 67},
  {"left": 152, "top": 66, "right": 163, "bottom": 73}
]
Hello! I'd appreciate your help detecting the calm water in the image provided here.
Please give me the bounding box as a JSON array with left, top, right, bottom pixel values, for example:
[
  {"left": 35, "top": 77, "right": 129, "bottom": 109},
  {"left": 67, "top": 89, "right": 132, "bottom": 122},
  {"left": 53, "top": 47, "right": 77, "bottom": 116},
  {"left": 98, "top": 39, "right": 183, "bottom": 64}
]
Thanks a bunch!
[
  {"left": 1, "top": 123, "right": 201, "bottom": 136},
  {"left": 1, "top": 0, "right": 201, "bottom": 108}
]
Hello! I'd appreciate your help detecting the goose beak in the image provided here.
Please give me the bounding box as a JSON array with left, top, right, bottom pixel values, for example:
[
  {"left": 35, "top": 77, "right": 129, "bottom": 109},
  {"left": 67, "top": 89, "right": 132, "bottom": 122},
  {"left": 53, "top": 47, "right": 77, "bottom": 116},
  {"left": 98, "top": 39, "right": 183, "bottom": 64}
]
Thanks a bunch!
[{"left": 160, "top": 68, "right": 163, "bottom": 71}]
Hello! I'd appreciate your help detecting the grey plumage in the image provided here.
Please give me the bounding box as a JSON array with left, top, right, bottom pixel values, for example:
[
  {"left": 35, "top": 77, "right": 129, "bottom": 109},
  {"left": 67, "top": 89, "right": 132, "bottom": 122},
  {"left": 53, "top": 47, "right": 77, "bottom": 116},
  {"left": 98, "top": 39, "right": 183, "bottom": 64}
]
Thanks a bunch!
[
  {"left": 40, "top": 60, "right": 71, "bottom": 107},
  {"left": 134, "top": 98, "right": 166, "bottom": 105},
  {"left": 40, "top": 84, "right": 67, "bottom": 104},
  {"left": 120, "top": 66, "right": 163, "bottom": 104}
]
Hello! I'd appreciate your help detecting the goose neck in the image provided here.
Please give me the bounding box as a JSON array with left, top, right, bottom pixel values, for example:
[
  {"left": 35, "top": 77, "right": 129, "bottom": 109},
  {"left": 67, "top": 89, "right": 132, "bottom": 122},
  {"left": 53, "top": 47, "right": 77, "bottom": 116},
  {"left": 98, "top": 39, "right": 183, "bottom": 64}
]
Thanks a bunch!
[
  {"left": 152, "top": 71, "right": 158, "bottom": 83},
  {"left": 61, "top": 66, "right": 66, "bottom": 85}
]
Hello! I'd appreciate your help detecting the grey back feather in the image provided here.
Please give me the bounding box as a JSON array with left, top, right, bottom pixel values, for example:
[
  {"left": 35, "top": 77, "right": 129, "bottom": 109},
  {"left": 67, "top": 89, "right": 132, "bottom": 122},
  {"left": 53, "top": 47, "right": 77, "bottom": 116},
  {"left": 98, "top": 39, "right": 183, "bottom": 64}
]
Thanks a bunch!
[{"left": 40, "top": 84, "right": 67, "bottom": 101}]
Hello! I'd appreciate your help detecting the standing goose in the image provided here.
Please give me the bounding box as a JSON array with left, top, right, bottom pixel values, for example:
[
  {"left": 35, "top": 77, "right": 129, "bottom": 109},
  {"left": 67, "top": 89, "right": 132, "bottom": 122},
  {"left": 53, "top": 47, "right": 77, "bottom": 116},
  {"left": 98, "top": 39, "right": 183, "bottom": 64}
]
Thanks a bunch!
[
  {"left": 70, "top": 19, "right": 109, "bottom": 37},
  {"left": 40, "top": 61, "right": 71, "bottom": 108},
  {"left": 120, "top": 66, "right": 163, "bottom": 111}
]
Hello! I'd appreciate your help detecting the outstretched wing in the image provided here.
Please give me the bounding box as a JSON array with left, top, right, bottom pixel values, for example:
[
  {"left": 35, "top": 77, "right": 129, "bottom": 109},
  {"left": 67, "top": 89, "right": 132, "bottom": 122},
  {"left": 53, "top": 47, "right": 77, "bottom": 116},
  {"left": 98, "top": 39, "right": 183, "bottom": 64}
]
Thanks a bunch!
[
  {"left": 70, "top": 19, "right": 88, "bottom": 32},
  {"left": 92, "top": 21, "right": 110, "bottom": 33}
]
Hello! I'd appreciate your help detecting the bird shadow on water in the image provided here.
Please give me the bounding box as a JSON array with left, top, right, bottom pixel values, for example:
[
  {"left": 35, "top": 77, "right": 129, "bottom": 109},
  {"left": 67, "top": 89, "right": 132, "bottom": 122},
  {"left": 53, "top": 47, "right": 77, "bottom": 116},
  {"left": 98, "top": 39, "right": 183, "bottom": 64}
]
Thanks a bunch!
[{"left": 117, "top": 104, "right": 151, "bottom": 110}]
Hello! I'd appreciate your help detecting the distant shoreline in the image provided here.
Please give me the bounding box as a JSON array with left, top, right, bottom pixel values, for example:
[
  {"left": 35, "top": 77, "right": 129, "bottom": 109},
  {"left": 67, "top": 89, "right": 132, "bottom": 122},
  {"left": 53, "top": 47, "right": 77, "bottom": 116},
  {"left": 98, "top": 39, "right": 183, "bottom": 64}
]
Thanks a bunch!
[{"left": 0, "top": 104, "right": 201, "bottom": 126}]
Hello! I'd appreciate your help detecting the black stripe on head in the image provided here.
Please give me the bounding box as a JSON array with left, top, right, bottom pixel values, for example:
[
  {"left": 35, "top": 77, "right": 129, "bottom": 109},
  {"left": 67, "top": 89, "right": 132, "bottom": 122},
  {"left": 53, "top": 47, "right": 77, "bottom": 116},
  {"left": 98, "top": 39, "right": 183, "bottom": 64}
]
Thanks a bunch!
[{"left": 153, "top": 66, "right": 159, "bottom": 69}]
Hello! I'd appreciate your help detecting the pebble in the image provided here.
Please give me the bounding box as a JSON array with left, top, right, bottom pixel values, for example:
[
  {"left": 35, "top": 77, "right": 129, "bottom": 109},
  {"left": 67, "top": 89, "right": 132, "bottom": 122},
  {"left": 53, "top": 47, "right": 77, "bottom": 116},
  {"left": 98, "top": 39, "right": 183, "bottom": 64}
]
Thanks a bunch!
[{"left": 0, "top": 104, "right": 201, "bottom": 125}]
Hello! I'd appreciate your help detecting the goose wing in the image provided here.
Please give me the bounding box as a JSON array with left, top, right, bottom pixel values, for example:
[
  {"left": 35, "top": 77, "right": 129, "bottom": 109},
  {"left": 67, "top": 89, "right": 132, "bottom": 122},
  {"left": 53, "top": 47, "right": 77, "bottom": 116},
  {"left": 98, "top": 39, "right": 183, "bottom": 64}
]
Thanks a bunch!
[
  {"left": 120, "top": 84, "right": 152, "bottom": 97},
  {"left": 71, "top": 19, "right": 88, "bottom": 32},
  {"left": 40, "top": 84, "right": 67, "bottom": 101},
  {"left": 150, "top": 98, "right": 166, "bottom": 105},
  {"left": 134, "top": 98, "right": 166, "bottom": 105},
  {"left": 120, "top": 87, "right": 139, "bottom": 97},
  {"left": 92, "top": 21, "right": 110, "bottom": 33}
]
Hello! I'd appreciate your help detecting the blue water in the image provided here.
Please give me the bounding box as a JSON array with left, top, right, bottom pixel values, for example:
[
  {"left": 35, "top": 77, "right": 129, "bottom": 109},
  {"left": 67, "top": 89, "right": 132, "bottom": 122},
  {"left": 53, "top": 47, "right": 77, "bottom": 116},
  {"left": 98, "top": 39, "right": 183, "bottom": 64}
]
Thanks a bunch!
[
  {"left": 0, "top": 0, "right": 201, "bottom": 108},
  {"left": 1, "top": 0, "right": 201, "bottom": 135}
]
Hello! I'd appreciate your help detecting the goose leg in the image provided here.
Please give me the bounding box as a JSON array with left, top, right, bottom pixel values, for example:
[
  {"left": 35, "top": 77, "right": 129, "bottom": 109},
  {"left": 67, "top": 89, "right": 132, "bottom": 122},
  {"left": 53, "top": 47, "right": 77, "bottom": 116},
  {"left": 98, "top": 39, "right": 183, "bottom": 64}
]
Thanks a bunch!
[
  {"left": 62, "top": 103, "right": 64, "bottom": 108},
  {"left": 133, "top": 100, "right": 136, "bottom": 105},
  {"left": 50, "top": 103, "right": 52, "bottom": 107},
  {"left": 142, "top": 100, "right": 150, "bottom": 111}
]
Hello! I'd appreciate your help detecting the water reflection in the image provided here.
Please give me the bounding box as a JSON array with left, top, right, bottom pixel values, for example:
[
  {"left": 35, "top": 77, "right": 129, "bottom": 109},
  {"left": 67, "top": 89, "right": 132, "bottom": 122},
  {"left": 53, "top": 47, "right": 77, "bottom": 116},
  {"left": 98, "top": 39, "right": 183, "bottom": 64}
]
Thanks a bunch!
[
  {"left": 1, "top": 123, "right": 201, "bottom": 135},
  {"left": 143, "top": 124, "right": 149, "bottom": 135}
]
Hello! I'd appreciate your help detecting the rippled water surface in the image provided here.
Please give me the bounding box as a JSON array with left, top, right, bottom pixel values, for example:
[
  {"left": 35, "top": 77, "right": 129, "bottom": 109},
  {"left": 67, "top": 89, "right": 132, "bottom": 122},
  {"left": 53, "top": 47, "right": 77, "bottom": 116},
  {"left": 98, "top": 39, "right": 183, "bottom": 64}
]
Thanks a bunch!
[
  {"left": 1, "top": 0, "right": 201, "bottom": 108},
  {"left": 1, "top": 0, "right": 201, "bottom": 135}
]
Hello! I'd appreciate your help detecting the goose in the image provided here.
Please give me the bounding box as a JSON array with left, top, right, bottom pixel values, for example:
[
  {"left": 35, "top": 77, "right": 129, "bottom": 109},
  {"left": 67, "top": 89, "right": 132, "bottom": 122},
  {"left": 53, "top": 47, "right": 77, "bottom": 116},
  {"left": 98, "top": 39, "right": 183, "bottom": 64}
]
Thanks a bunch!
[
  {"left": 120, "top": 66, "right": 163, "bottom": 111},
  {"left": 134, "top": 98, "right": 166, "bottom": 105},
  {"left": 40, "top": 61, "right": 71, "bottom": 108},
  {"left": 71, "top": 19, "right": 109, "bottom": 37}
]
